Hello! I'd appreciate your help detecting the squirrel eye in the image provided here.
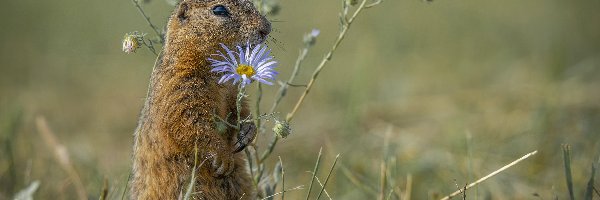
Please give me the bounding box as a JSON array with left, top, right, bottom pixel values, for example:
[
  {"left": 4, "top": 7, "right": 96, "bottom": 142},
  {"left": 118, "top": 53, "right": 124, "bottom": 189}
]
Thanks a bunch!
[{"left": 212, "top": 5, "right": 230, "bottom": 16}]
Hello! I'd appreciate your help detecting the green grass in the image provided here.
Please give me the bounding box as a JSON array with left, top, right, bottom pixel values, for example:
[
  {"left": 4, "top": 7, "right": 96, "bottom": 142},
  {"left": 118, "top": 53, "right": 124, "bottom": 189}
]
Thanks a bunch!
[{"left": 1, "top": 0, "right": 600, "bottom": 199}]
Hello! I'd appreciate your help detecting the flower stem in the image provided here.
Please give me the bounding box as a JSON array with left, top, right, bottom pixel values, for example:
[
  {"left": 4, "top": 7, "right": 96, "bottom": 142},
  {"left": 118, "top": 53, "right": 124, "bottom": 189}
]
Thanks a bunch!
[
  {"left": 254, "top": 83, "right": 263, "bottom": 144},
  {"left": 270, "top": 45, "right": 311, "bottom": 113},
  {"left": 131, "top": 0, "right": 164, "bottom": 43},
  {"left": 236, "top": 84, "right": 245, "bottom": 130},
  {"left": 259, "top": 0, "right": 382, "bottom": 163},
  {"left": 286, "top": 0, "right": 378, "bottom": 122},
  {"left": 140, "top": 38, "right": 158, "bottom": 56}
]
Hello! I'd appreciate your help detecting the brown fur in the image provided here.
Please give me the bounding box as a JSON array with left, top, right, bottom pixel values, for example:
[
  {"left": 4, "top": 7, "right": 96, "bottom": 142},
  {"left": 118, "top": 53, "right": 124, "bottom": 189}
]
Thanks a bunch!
[{"left": 130, "top": 0, "right": 270, "bottom": 199}]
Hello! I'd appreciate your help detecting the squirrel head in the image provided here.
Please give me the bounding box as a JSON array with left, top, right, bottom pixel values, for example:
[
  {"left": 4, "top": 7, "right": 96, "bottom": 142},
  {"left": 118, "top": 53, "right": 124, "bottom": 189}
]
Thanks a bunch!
[{"left": 165, "top": 0, "right": 271, "bottom": 58}]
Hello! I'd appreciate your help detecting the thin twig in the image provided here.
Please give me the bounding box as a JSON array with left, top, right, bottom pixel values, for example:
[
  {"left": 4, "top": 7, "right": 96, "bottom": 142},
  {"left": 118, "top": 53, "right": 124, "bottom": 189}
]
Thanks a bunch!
[
  {"left": 279, "top": 156, "right": 286, "bottom": 200},
  {"left": 131, "top": 0, "right": 164, "bottom": 43},
  {"left": 439, "top": 150, "right": 538, "bottom": 200},
  {"left": 246, "top": 83, "right": 262, "bottom": 193},
  {"left": 213, "top": 110, "right": 237, "bottom": 129},
  {"left": 258, "top": 41, "right": 314, "bottom": 165},
  {"left": 270, "top": 46, "right": 310, "bottom": 113},
  {"left": 245, "top": 148, "right": 258, "bottom": 189},
  {"left": 365, "top": 0, "right": 384, "bottom": 8},
  {"left": 140, "top": 38, "right": 158, "bottom": 56},
  {"left": 260, "top": 0, "right": 382, "bottom": 165},
  {"left": 310, "top": 175, "right": 333, "bottom": 200},
  {"left": 286, "top": 83, "right": 307, "bottom": 87},
  {"left": 35, "top": 116, "right": 87, "bottom": 200},
  {"left": 286, "top": 0, "right": 379, "bottom": 122},
  {"left": 260, "top": 185, "right": 304, "bottom": 200}
]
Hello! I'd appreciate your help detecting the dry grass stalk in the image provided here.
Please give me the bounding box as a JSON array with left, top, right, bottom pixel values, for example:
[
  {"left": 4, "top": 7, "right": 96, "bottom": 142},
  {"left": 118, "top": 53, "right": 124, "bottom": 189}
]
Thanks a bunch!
[
  {"left": 99, "top": 178, "right": 108, "bottom": 200},
  {"left": 379, "top": 161, "right": 387, "bottom": 200},
  {"left": 260, "top": 185, "right": 304, "bottom": 200},
  {"left": 439, "top": 150, "right": 538, "bottom": 200},
  {"left": 404, "top": 174, "right": 412, "bottom": 200},
  {"left": 562, "top": 144, "right": 575, "bottom": 200},
  {"left": 316, "top": 154, "right": 339, "bottom": 200},
  {"left": 35, "top": 116, "right": 87, "bottom": 200},
  {"left": 306, "top": 147, "right": 323, "bottom": 200}
]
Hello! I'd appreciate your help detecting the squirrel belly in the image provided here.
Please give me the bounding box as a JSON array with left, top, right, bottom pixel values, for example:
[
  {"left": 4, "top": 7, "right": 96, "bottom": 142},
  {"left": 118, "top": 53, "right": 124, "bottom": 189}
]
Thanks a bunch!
[{"left": 130, "top": 0, "right": 271, "bottom": 199}]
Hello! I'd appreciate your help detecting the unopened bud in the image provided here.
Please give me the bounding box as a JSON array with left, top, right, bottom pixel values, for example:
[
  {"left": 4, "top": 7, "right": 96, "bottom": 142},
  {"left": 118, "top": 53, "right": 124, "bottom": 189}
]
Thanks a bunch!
[
  {"left": 346, "top": 0, "right": 358, "bottom": 6},
  {"left": 303, "top": 29, "right": 320, "bottom": 46}
]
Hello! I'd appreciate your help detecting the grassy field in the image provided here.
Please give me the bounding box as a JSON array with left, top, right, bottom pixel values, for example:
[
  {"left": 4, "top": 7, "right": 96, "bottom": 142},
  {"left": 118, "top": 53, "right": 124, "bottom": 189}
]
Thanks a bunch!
[{"left": 1, "top": 0, "right": 599, "bottom": 199}]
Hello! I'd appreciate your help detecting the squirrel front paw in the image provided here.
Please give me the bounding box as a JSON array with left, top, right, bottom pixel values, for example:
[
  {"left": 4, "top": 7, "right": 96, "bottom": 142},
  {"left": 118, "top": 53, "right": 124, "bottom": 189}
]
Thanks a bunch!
[
  {"left": 233, "top": 122, "right": 256, "bottom": 153},
  {"left": 209, "top": 151, "right": 234, "bottom": 178}
]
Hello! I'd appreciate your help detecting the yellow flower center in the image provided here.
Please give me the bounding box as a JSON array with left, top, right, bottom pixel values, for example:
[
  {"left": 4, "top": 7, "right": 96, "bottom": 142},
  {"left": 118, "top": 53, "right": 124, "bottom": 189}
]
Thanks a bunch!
[{"left": 236, "top": 64, "right": 256, "bottom": 77}]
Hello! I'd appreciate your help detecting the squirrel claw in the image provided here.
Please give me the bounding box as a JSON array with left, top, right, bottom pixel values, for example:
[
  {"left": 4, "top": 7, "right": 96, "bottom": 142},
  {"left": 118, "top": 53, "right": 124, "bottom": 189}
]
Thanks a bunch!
[{"left": 233, "top": 122, "right": 256, "bottom": 153}]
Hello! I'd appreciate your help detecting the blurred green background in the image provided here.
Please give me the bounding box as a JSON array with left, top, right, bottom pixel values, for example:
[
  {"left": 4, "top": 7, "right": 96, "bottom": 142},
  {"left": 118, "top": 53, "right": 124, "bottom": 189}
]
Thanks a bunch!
[{"left": 1, "top": 0, "right": 599, "bottom": 199}]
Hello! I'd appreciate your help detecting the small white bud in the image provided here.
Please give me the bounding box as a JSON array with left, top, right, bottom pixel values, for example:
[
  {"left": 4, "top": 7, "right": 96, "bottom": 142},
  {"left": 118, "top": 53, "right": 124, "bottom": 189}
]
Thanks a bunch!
[{"left": 303, "top": 29, "right": 320, "bottom": 46}]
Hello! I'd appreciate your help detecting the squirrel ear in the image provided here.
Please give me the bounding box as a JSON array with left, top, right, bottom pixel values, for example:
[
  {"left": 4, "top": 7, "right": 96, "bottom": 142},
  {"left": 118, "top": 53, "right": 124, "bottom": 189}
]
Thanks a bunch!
[{"left": 177, "top": 2, "right": 189, "bottom": 23}]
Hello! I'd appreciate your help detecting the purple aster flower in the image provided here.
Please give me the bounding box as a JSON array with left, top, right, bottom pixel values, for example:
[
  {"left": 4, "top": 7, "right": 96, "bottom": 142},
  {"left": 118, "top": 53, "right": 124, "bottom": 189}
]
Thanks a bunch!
[{"left": 209, "top": 43, "right": 278, "bottom": 88}]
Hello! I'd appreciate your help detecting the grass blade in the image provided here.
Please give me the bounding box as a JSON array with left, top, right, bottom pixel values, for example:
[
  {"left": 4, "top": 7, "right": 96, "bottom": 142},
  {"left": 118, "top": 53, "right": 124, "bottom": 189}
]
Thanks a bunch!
[
  {"left": 440, "top": 150, "right": 538, "bottom": 200},
  {"left": 306, "top": 147, "right": 323, "bottom": 200},
  {"left": 584, "top": 162, "right": 596, "bottom": 200},
  {"left": 316, "top": 154, "right": 339, "bottom": 200},
  {"left": 562, "top": 144, "right": 575, "bottom": 200},
  {"left": 99, "top": 178, "right": 109, "bottom": 200},
  {"left": 278, "top": 156, "right": 285, "bottom": 200},
  {"left": 120, "top": 172, "right": 131, "bottom": 200}
]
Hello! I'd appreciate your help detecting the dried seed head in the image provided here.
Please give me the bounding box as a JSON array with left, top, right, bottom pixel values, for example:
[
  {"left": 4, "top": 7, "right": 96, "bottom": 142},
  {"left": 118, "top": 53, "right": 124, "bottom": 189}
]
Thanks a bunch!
[
  {"left": 122, "top": 32, "right": 146, "bottom": 54},
  {"left": 272, "top": 120, "right": 291, "bottom": 138},
  {"left": 122, "top": 34, "right": 139, "bottom": 54}
]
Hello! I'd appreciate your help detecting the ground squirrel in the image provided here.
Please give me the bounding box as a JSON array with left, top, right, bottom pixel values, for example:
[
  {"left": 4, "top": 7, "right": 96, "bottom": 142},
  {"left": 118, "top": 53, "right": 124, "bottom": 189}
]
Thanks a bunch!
[{"left": 130, "top": 0, "right": 271, "bottom": 199}]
